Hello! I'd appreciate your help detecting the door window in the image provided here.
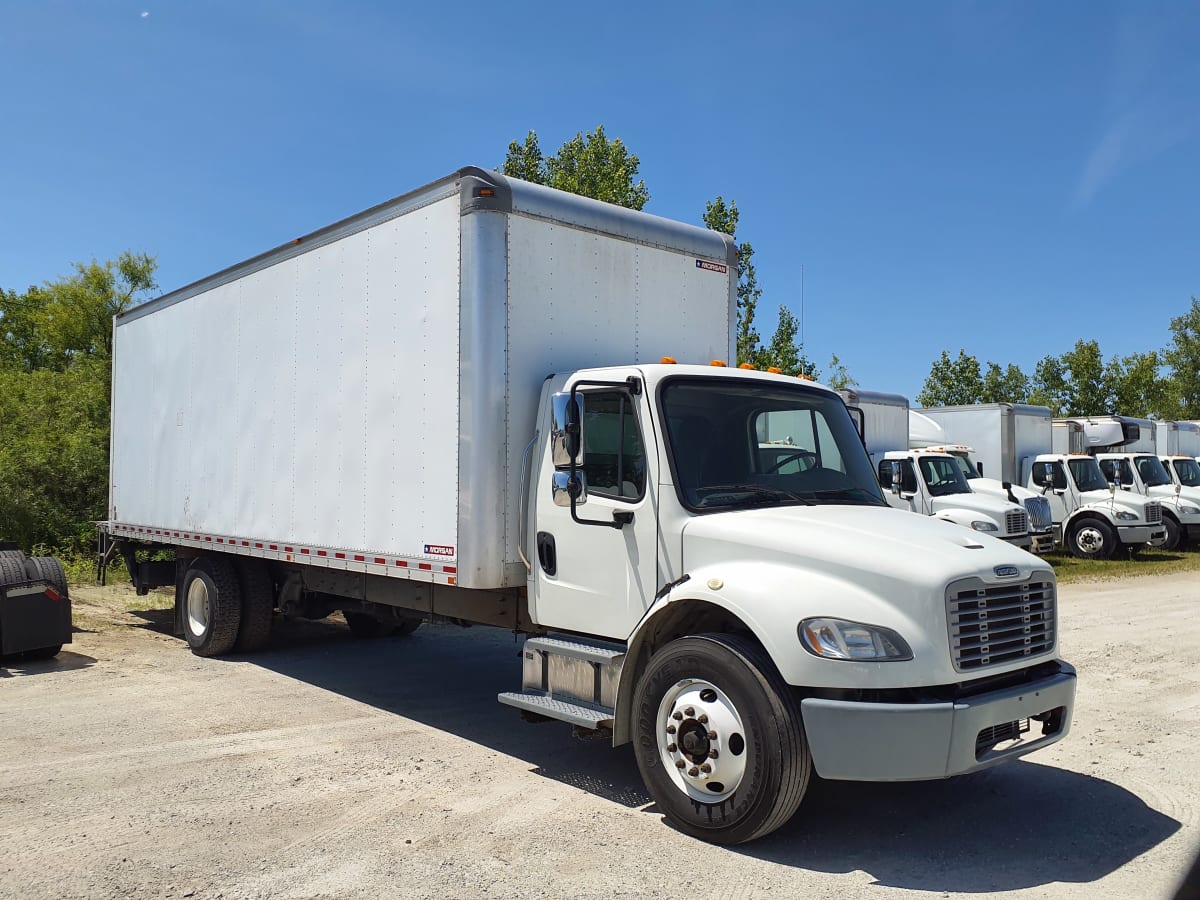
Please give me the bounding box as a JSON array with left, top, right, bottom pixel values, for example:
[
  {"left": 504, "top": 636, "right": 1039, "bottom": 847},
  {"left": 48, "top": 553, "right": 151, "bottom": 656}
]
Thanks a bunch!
[{"left": 582, "top": 391, "right": 645, "bottom": 502}]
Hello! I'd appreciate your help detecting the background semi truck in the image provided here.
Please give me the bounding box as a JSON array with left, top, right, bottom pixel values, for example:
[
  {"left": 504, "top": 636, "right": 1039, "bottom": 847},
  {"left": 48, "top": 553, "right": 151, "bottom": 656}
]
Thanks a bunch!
[
  {"left": 103, "top": 167, "right": 1076, "bottom": 844},
  {"left": 838, "top": 391, "right": 1037, "bottom": 550}
]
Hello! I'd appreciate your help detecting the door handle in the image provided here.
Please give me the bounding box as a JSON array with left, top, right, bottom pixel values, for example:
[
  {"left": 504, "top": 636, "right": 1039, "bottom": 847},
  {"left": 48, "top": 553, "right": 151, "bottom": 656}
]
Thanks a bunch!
[{"left": 536, "top": 532, "right": 557, "bottom": 576}]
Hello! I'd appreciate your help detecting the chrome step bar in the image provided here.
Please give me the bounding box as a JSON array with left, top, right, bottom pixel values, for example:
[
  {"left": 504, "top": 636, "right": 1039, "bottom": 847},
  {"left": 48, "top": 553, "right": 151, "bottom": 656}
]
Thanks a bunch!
[{"left": 497, "top": 635, "right": 626, "bottom": 730}]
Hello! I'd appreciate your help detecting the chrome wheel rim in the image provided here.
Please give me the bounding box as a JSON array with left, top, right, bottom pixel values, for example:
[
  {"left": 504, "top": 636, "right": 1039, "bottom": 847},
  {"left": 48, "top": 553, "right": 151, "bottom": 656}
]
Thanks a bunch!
[
  {"left": 1076, "top": 526, "right": 1105, "bottom": 555},
  {"left": 186, "top": 577, "right": 210, "bottom": 637},
  {"left": 656, "top": 678, "right": 748, "bottom": 803}
]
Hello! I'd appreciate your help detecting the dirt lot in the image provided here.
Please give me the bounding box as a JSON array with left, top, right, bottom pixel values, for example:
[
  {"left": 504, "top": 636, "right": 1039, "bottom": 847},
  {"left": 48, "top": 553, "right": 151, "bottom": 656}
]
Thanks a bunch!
[{"left": 1, "top": 572, "right": 1198, "bottom": 899}]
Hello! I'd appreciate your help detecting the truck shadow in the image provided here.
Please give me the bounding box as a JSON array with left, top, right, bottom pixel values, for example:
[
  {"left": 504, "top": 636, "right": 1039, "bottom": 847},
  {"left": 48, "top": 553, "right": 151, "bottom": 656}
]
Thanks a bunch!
[
  {"left": 0, "top": 649, "right": 97, "bottom": 676},
  {"left": 229, "top": 617, "right": 1177, "bottom": 891}
]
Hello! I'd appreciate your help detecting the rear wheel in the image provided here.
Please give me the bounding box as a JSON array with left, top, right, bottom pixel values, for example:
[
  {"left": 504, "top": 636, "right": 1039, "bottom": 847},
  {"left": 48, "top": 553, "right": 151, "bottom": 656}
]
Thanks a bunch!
[
  {"left": 182, "top": 556, "right": 242, "bottom": 657},
  {"left": 1066, "top": 517, "right": 1117, "bottom": 560},
  {"left": 233, "top": 559, "right": 274, "bottom": 652},
  {"left": 24, "top": 557, "right": 69, "bottom": 599},
  {"left": 632, "top": 634, "right": 811, "bottom": 844}
]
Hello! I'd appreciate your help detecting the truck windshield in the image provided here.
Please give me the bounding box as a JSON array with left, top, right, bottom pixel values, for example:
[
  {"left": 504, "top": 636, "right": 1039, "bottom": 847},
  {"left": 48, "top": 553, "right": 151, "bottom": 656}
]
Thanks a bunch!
[
  {"left": 1172, "top": 458, "right": 1200, "bottom": 486},
  {"left": 660, "top": 378, "right": 885, "bottom": 511},
  {"left": 951, "top": 453, "right": 981, "bottom": 480},
  {"left": 1068, "top": 458, "right": 1110, "bottom": 492},
  {"left": 918, "top": 456, "right": 971, "bottom": 496},
  {"left": 1134, "top": 455, "right": 1171, "bottom": 487}
]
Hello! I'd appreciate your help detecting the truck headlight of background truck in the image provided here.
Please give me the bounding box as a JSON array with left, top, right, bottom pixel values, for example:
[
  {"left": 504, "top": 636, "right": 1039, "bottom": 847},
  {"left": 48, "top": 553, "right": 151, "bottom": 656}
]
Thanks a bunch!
[
  {"left": 1115, "top": 511, "right": 1139, "bottom": 521},
  {"left": 798, "top": 618, "right": 913, "bottom": 661},
  {"left": 971, "top": 520, "right": 999, "bottom": 532}
]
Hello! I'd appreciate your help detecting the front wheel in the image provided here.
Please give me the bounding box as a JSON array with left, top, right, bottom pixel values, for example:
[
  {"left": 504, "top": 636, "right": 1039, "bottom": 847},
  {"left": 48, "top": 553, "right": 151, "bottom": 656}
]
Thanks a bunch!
[
  {"left": 1160, "top": 515, "right": 1181, "bottom": 552},
  {"left": 632, "top": 634, "right": 811, "bottom": 844},
  {"left": 1066, "top": 517, "right": 1117, "bottom": 560}
]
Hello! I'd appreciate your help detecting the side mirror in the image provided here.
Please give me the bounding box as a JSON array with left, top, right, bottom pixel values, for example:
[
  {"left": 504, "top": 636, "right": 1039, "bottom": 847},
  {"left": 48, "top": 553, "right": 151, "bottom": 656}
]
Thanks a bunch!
[
  {"left": 888, "top": 460, "right": 905, "bottom": 495},
  {"left": 976, "top": 461, "right": 984, "bottom": 476},
  {"left": 846, "top": 406, "right": 865, "bottom": 442},
  {"left": 552, "top": 471, "right": 588, "bottom": 507},
  {"left": 901, "top": 464, "right": 919, "bottom": 494},
  {"left": 1051, "top": 468, "right": 1068, "bottom": 491},
  {"left": 551, "top": 391, "right": 586, "bottom": 468}
]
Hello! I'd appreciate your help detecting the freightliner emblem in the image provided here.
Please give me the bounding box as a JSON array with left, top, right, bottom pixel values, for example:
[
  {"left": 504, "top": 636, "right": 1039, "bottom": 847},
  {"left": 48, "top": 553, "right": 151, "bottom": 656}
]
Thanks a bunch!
[{"left": 994, "top": 566, "right": 1020, "bottom": 578}]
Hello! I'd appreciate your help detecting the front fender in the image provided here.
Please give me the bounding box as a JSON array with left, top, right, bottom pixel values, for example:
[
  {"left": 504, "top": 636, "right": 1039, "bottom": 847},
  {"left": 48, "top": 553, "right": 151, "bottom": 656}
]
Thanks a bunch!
[{"left": 933, "top": 507, "right": 997, "bottom": 532}]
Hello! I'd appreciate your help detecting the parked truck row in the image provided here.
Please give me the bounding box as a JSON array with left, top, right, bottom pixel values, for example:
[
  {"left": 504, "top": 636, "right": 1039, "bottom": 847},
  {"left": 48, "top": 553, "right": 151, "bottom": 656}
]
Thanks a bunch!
[{"left": 98, "top": 167, "right": 1078, "bottom": 844}]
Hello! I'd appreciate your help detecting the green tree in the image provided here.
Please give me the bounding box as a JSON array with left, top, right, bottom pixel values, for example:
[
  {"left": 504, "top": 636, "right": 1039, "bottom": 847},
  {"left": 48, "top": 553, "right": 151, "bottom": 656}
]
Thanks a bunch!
[
  {"left": 1030, "top": 339, "right": 1111, "bottom": 416},
  {"left": 917, "top": 350, "right": 984, "bottom": 406},
  {"left": 503, "top": 125, "right": 650, "bottom": 210},
  {"left": 824, "top": 353, "right": 857, "bottom": 390},
  {"left": 754, "top": 306, "right": 817, "bottom": 377},
  {"left": 1107, "top": 350, "right": 1173, "bottom": 418},
  {"left": 1163, "top": 297, "right": 1200, "bottom": 417},
  {"left": 980, "top": 362, "right": 1030, "bottom": 404},
  {"left": 0, "top": 285, "right": 54, "bottom": 371},
  {"left": 702, "top": 196, "right": 760, "bottom": 366}
]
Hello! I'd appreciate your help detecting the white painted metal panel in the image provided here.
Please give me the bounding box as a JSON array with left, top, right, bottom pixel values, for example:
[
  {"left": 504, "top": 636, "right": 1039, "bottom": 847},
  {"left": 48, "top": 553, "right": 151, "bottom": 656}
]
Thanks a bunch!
[{"left": 111, "top": 194, "right": 462, "bottom": 560}]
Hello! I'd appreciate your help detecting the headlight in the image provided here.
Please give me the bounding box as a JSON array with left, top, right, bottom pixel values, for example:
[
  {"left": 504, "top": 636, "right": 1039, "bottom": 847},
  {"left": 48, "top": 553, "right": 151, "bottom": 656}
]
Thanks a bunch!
[
  {"left": 1180, "top": 504, "right": 1200, "bottom": 516},
  {"left": 1115, "top": 511, "right": 1138, "bottom": 521},
  {"left": 971, "top": 520, "right": 999, "bottom": 532},
  {"left": 798, "top": 618, "right": 913, "bottom": 661}
]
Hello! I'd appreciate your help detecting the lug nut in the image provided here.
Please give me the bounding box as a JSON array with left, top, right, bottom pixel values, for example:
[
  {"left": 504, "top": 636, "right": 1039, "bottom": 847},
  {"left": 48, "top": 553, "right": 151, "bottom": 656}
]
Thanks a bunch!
[
  {"left": 675, "top": 760, "right": 686, "bottom": 769},
  {"left": 684, "top": 707, "right": 695, "bottom": 717},
  {"left": 667, "top": 743, "right": 677, "bottom": 753},
  {"left": 698, "top": 713, "right": 708, "bottom": 724},
  {"left": 708, "top": 749, "right": 719, "bottom": 759},
  {"left": 700, "top": 764, "right": 712, "bottom": 774},
  {"left": 672, "top": 711, "right": 683, "bottom": 721},
  {"left": 688, "top": 767, "right": 700, "bottom": 777},
  {"left": 707, "top": 730, "right": 718, "bottom": 741},
  {"left": 666, "top": 724, "right": 676, "bottom": 734}
]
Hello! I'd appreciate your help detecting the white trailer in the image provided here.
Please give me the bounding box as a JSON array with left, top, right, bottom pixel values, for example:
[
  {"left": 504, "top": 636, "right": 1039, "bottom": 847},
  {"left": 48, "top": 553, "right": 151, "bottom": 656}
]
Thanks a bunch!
[
  {"left": 104, "top": 167, "right": 1076, "bottom": 844},
  {"left": 1157, "top": 421, "right": 1200, "bottom": 458}
]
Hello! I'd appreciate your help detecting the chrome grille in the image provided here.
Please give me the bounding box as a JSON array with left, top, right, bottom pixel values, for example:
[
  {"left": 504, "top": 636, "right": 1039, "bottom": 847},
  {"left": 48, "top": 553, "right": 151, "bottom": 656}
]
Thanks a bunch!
[
  {"left": 1023, "top": 497, "right": 1052, "bottom": 532},
  {"left": 1005, "top": 509, "right": 1028, "bottom": 536},
  {"left": 947, "top": 578, "right": 1056, "bottom": 672},
  {"left": 1145, "top": 503, "right": 1162, "bottom": 525}
]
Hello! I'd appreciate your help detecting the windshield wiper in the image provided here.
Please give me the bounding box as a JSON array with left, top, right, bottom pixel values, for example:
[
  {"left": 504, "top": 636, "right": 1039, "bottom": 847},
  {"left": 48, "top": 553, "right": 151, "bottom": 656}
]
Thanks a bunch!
[
  {"left": 802, "top": 487, "right": 886, "bottom": 506},
  {"left": 697, "top": 484, "right": 815, "bottom": 507}
]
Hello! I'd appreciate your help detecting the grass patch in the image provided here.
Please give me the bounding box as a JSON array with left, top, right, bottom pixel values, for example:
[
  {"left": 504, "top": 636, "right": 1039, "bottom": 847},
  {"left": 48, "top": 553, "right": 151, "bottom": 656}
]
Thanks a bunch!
[{"left": 1043, "top": 546, "right": 1200, "bottom": 583}]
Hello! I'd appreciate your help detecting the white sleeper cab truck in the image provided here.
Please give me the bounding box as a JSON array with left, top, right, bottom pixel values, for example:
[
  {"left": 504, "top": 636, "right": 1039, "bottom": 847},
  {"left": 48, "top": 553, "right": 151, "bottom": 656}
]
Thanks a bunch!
[
  {"left": 1066, "top": 417, "right": 1200, "bottom": 551},
  {"left": 909, "top": 405, "right": 1056, "bottom": 553},
  {"left": 838, "top": 391, "right": 1035, "bottom": 549},
  {"left": 103, "top": 167, "right": 1076, "bottom": 844}
]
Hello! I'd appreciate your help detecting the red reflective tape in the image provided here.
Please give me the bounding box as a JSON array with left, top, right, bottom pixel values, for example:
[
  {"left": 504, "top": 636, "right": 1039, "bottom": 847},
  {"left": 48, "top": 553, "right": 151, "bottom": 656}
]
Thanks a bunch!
[
  {"left": 418, "top": 563, "right": 432, "bottom": 571},
  {"left": 285, "top": 546, "right": 294, "bottom": 552},
  {"left": 443, "top": 566, "right": 456, "bottom": 574},
  {"left": 334, "top": 552, "right": 345, "bottom": 559},
  {"left": 301, "top": 548, "right": 310, "bottom": 555},
  {"left": 395, "top": 560, "right": 407, "bottom": 567},
  {"left": 242, "top": 541, "right": 249, "bottom": 546},
  {"left": 270, "top": 544, "right": 278, "bottom": 550},
  {"left": 316, "top": 550, "right": 326, "bottom": 557},
  {"left": 174, "top": 532, "right": 180, "bottom": 537},
  {"left": 353, "top": 555, "right": 364, "bottom": 562},
  {"left": 374, "top": 557, "right": 385, "bottom": 565},
  {"left": 205, "top": 537, "right": 213, "bottom": 542},
  {"left": 43, "top": 587, "right": 62, "bottom": 602},
  {"left": 217, "top": 538, "right": 224, "bottom": 543}
]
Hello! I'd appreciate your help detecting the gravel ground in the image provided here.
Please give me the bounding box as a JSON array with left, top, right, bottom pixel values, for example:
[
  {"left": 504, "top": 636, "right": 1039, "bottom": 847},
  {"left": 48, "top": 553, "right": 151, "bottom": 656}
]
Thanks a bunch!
[{"left": 1, "top": 572, "right": 1197, "bottom": 899}]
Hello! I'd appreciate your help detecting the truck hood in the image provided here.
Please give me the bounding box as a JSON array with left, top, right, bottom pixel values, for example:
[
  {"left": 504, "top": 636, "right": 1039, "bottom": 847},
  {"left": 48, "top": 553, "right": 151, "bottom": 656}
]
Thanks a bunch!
[
  {"left": 928, "top": 491, "right": 1019, "bottom": 524},
  {"left": 682, "top": 504, "right": 1040, "bottom": 593}
]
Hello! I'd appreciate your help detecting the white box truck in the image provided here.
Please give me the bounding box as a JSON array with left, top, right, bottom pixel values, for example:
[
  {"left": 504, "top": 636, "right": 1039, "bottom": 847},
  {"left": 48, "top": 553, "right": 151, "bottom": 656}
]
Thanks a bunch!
[
  {"left": 908, "top": 404, "right": 1056, "bottom": 552},
  {"left": 838, "top": 390, "right": 1036, "bottom": 550},
  {"left": 1064, "top": 417, "right": 1200, "bottom": 550},
  {"left": 103, "top": 167, "right": 1076, "bottom": 844}
]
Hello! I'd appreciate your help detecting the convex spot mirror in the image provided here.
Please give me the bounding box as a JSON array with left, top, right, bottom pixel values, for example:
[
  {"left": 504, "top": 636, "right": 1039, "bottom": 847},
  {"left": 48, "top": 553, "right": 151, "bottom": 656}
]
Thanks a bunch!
[
  {"left": 551, "top": 391, "right": 586, "bottom": 468},
  {"left": 552, "top": 471, "right": 588, "bottom": 507}
]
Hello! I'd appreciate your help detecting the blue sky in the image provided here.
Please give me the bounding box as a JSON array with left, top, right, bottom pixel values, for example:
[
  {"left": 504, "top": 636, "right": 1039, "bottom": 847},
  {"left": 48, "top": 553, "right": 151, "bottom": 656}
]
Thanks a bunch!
[{"left": 1, "top": 1, "right": 1197, "bottom": 399}]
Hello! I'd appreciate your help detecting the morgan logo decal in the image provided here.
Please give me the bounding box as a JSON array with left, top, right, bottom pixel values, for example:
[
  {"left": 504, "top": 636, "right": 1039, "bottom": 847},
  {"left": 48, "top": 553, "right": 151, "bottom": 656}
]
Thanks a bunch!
[
  {"left": 696, "top": 259, "right": 728, "bottom": 274},
  {"left": 424, "top": 544, "right": 455, "bottom": 557}
]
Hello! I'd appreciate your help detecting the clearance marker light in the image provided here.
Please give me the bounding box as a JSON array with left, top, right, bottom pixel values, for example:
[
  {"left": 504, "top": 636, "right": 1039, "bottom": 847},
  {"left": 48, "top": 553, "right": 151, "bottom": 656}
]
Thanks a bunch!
[
  {"left": 661, "top": 356, "right": 677, "bottom": 364},
  {"left": 739, "top": 363, "right": 756, "bottom": 370},
  {"left": 767, "top": 367, "right": 782, "bottom": 374},
  {"left": 710, "top": 360, "right": 727, "bottom": 367}
]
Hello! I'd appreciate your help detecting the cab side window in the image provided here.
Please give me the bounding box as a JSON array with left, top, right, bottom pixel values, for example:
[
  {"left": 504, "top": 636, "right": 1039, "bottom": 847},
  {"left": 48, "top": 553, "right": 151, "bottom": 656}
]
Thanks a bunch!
[{"left": 582, "top": 391, "right": 645, "bottom": 502}]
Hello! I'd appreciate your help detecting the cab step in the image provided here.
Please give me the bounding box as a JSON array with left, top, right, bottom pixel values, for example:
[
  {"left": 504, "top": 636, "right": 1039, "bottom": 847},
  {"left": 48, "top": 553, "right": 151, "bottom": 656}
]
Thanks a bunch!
[{"left": 497, "top": 635, "right": 626, "bottom": 730}]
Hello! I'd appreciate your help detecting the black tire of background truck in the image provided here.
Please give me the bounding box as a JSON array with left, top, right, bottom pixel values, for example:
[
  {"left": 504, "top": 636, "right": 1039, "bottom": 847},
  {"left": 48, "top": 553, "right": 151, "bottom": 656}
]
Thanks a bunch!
[
  {"left": 23, "top": 557, "right": 69, "bottom": 600},
  {"left": 393, "top": 616, "right": 422, "bottom": 636},
  {"left": 0, "top": 549, "right": 26, "bottom": 568},
  {"left": 0, "top": 554, "right": 27, "bottom": 587},
  {"left": 18, "top": 644, "right": 62, "bottom": 661},
  {"left": 344, "top": 612, "right": 393, "bottom": 639},
  {"left": 631, "top": 633, "right": 812, "bottom": 845},
  {"left": 181, "top": 556, "right": 243, "bottom": 657},
  {"left": 1160, "top": 515, "right": 1181, "bottom": 552},
  {"left": 233, "top": 558, "right": 274, "bottom": 652},
  {"left": 1066, "top": 517, "right": 1118, "bottom": 560}
]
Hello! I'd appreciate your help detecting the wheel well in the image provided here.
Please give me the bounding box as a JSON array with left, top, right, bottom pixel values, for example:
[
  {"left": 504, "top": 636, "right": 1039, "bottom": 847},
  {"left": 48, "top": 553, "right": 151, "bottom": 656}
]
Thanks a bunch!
[
  {"left": 1065, "top": 512, "right": 1110, "bottom": 533},
  {"left": 613, "top": 598, "right": 762, "bottom": 746}
]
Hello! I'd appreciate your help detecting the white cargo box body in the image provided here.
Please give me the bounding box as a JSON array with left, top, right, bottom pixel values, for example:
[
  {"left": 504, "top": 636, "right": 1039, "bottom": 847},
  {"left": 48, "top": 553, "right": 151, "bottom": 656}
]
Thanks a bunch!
[
  {"left": 109, "top": 167, "right": 737, "bottom": 590},
  {"left": 837, "top": 389, "right": 908, "bottom": 465},
  {"left": 916, "top": 404, "right": 1052, "bottom": 484}
]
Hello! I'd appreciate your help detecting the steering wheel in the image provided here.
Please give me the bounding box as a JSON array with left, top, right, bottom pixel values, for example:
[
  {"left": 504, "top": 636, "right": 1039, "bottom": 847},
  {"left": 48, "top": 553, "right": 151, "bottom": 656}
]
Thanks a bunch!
[{"left": 765, "top": 450, "right": 817, "bottom": 474}]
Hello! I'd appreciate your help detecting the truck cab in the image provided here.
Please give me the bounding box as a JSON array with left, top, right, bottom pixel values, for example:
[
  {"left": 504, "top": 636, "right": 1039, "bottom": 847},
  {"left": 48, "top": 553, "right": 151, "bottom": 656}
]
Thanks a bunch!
[
  {"left": 1028, "top": 454, "right": 1165, "bottom": 558},
  {"left": 875, "top": 448, "right": 1033, "bottom": 550},
  {"left": 1095, "top": 453, "right": 1200, "bottom": 550}
]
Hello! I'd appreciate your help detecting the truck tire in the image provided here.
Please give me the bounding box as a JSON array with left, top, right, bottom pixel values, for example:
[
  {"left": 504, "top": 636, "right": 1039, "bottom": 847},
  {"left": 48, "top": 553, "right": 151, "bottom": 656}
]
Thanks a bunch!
[
  {"left": 1065, "top": 517, "right": 1117, "bottom": 560},
  {"left": 0, "top": 553, "right": 27, "bottom": 587},
  {"left": 344, "top": 612, "right": 393, "bottom": 639},
  {"left": 631, "top": 633, "right": 811, "bottom": 844},
  {"left": 1160, "top": 514, "right": 1181, "bottom": 552},
  {"left": 182, "top": 556, "right": 242, "bottom": 657},
  {"left": 233, "top": 559, "right": 274, "bottom": 652},
  {"left": 0, "top": 549, "right": 26, "bottom": 567},
  {"left": 394, "top": 616, "right": 422, "bottom": 636},
  {"left": 23, "top": 557, "right": 69, "bottom": 599}
]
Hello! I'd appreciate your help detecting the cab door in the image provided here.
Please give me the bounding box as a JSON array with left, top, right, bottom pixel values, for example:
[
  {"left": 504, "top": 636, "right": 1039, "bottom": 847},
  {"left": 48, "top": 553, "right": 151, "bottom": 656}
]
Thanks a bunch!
[{"left": 528, "top": 372, "right": 660, "bottom": 639}]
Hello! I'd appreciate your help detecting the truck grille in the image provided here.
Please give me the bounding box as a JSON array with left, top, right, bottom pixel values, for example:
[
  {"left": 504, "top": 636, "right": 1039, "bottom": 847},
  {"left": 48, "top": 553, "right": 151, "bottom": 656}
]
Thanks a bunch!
[
  {"left": 1023, "top": 497, "right": 1052, "bottom": 533},
  {"left": 947, "top": 578, "right": 1056, "bottom": 672},
  {"left": 1005, "top": 509, "right": 1028, "bottom": 536},
  {"left": 1145, "top": 503, "right": 1162, "bottom": 525}
]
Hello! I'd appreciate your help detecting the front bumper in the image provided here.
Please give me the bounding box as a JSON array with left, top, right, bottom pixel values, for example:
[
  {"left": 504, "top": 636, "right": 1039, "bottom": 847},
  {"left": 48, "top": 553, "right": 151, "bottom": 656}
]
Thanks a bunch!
[
  {"left": 1117, "top": 525, "right": 1166, "bottom": 546},
  {"left": 1001, "top": 533, "right": 1033, "bottom": 551},
  {"left": 800, "top": 663, "right": 1076, "bottom": 781},
  {"left": 1030, "top": 531, "right": 1056, "bottom": 554}
]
